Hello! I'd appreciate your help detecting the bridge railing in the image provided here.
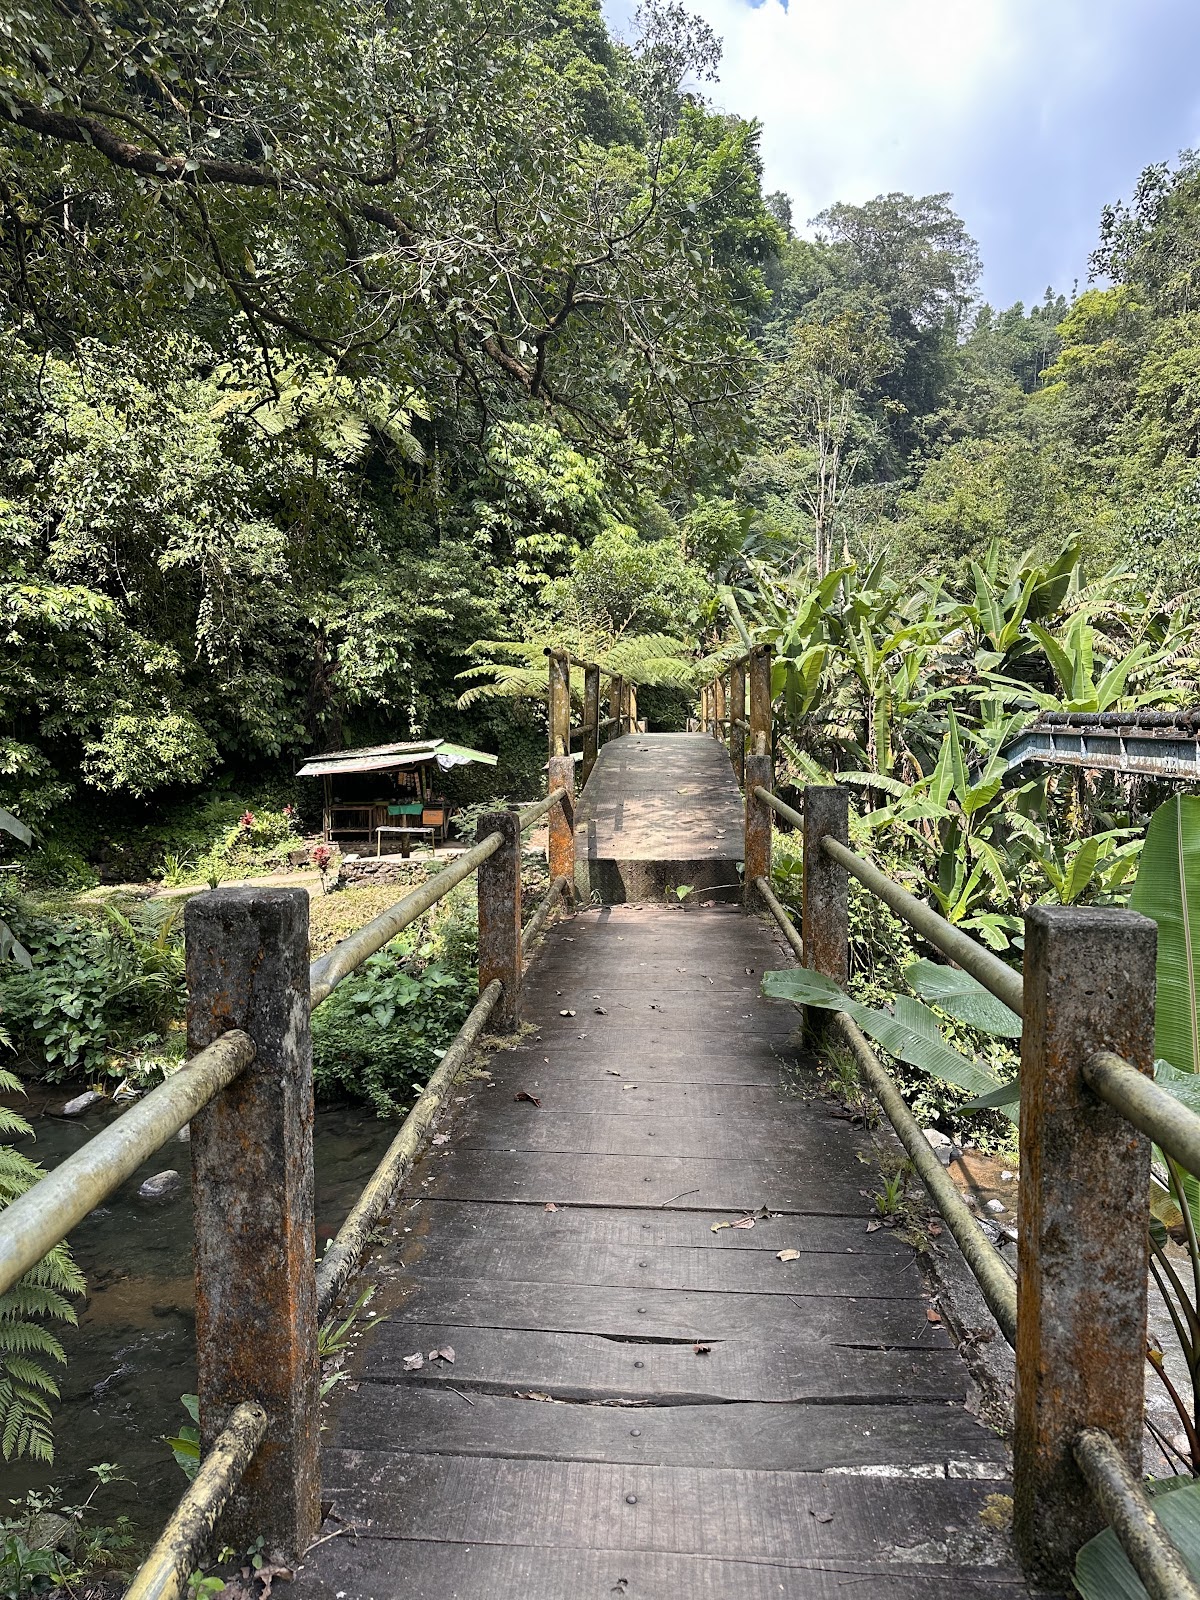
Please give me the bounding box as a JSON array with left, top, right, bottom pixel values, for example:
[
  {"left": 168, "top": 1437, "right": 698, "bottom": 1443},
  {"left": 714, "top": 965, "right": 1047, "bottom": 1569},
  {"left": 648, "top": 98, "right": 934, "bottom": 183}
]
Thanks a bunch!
[
  {"left": 751, "top": 772, "right": 1200, "bottom": 1598},
  {"left": 0, "top": 782, "right": 576, "bottom": 1600},
  {"left": 544, "top": 648, "right": 634, "bottom": 787}
]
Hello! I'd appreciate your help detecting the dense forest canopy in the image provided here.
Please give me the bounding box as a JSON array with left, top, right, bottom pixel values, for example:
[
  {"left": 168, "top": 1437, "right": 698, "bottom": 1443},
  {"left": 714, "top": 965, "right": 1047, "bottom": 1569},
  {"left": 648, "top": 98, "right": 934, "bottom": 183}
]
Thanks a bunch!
[{"left": 1, "top": 0, "right": 1198, "bottom": 838}]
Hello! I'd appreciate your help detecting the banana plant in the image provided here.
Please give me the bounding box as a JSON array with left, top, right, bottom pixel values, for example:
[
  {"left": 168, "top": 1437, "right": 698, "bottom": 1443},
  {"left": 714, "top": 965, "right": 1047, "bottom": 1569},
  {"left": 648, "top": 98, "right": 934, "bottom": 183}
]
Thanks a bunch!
[
  {"left": 1024, "top": 609, "right": 1161, "bottom": 713},
  {"left": 761, "top": 960, "right": 1019, "bottom": 1118}
]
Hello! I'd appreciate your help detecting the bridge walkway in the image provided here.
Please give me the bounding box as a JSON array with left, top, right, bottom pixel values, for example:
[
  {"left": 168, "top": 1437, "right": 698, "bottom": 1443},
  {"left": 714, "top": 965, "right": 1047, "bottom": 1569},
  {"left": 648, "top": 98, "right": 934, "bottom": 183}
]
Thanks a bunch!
[{"left": 292, "top": 861, "right": 1031, "bottom": 1595}]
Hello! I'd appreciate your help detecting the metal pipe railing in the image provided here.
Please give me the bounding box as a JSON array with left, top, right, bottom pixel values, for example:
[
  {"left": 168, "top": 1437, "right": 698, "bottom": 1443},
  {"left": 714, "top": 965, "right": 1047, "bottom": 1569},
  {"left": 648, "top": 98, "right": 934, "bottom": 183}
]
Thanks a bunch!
[
  {"left": 522, "top": 876, "right": 570, "bottom": 955},
  {"left": 315, "top": 979, "right": 504, "bottom": 1318},
  {"left": 515, "top": 786, "right": 567, "bottom": 832},
  {"left": 125, "top": 1402, "right": 269, "bottom": 1600},
  {"left": 310, "top": 831, "right": 504, "bottom": 1006},
  {"left": 821, "top": 836, "right": 1024, "bottom": 1017},
  {"left": 1074, "top": 1429, "right": 1200, "bottom": 1600},
  {"left": 754, "top": 877, "right": 803, "bottom": 962},
  {"left": 753, "top": 785, "right": 803, "bottom": 831},
  {"left": 1084, "top": 1051, "right": 1200, "bottom": 1177},
  {"left": 836, "top": 1015, "right": 1017, "bottom": 1346},
  {"left": 0, "top": 1030, "right": 255, "bottom": 1299}
]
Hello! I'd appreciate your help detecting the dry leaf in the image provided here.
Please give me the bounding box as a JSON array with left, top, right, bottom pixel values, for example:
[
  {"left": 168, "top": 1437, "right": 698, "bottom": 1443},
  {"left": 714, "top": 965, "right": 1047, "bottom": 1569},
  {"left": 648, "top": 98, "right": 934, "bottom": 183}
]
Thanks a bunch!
[
  {"left": 594, "top": 1006, "right": 608, "bottom": 1015},
  {"left": 559, "top": 1009, "right": 576, "bottom": 1017},
  {"left": 865, "top": 1220, "right": 882, "bottom": 1233},
  {"left": 515, "top": 1091, "right": 542, "bottom": 1107},
  {"left": 731, "top": 1216, "right": 755, "bottom": 1230},
  {"left": 257, "top": 1565, "right": 294, "bottom": 1597},
  {"left": 544, "top": 1202, "right": 558, "bottom": 1212},
  {"left": 622, "top": 1084, "right": 638, "bottom": 1091},
  {"left": 693, "top": 1344, "right": 712, "bottom": 1355},
  {"left": 431, "top": 1134, "right": 450, "bottom": 1146},
  {"left": 402, "top": 1352, "right": 424, "bottom": 1371},
  {"left": 777, "top": 1248, "right": 801, "bottom": 1262},
  {"left": 711, "top": 1220, "right": 731, "bottom": 1233},
  {"left": 811, "top": 1510, "right": 834, "bottom": 1525},
  {"left": 926, "top": 1308, "right": 942, "bottom": 1324},
  {"left": 607, "top": 1069, "right": 623, "bottom": 1076}
]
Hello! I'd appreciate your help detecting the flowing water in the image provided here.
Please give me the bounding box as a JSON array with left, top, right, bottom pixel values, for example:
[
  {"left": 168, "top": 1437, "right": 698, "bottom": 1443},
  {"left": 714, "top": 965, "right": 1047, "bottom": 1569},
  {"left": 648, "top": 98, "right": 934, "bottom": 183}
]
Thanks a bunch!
[{"left": 0, "top": 1088, "right": 395, "bottom": 1541}]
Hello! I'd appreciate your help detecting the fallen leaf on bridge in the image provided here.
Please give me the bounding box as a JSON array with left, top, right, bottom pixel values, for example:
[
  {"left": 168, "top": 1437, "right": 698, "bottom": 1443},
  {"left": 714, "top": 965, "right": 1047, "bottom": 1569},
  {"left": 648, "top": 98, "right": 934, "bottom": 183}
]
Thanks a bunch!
[
  {"left": 777, "top": 1248, "right": 801, "bottom": 1262},
  {"left": 515, "top": 1091, "right": 542, "bottom": 1107},
  {"left": 544, "top": 1202, "right": 558, "bottom": 1212},
  {"left": 431, "top": 1134, "right": 450, "bottom": 1146},
  {"left": 428, "top": 1346, "right": 455, "bottom": 1363},
  {"left": 622, "top": 1083, "right": 638, "bottom": 1090},
  {"left": 402, "top": 1352, "right": 424, "bottom": 1371},
  {"left": 694, "top": 1344, "right": 712, "bottom": 1355},
  {"left": 559, "top": 1008, "right": 576, "bottom": 1016},
  {"left": 926, "top": 1309, "right": 942, "bottom": 1324}
]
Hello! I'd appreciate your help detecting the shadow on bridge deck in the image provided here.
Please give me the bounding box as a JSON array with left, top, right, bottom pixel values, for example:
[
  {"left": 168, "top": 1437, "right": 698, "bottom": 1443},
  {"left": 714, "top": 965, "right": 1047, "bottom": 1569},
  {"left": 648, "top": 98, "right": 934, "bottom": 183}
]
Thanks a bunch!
[
  {"left": 292, "top": 904, "right": 1033, "bottom": 1599},
  {"left": 574, "top": 733, "right": 745, "bottom": 903}
]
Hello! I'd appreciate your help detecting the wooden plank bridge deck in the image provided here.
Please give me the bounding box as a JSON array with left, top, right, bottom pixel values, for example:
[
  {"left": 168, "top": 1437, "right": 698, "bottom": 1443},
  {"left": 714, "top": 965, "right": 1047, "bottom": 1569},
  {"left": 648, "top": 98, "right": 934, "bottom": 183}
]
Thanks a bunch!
[{"left": 293, "top": 737, "right": 1032, "bottom": 1599}]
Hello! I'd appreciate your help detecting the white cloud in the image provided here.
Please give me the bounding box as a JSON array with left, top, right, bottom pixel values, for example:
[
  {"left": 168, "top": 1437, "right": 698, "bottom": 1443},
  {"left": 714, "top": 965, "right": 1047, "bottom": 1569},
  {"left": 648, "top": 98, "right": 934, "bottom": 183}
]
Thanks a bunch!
[{"left": 604, "top": 0, "right": 1200, "bottom": 303}]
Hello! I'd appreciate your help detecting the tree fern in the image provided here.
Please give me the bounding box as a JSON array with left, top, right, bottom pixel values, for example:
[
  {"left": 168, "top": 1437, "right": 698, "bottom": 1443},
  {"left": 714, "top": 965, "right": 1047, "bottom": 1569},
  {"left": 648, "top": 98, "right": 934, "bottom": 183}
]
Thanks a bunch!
[
  {"left": 457, "top": 629, "right": 714, "bottom": 708},
  {"left": 0, "top": 1067, "right": 84, "bottom": 1462}
]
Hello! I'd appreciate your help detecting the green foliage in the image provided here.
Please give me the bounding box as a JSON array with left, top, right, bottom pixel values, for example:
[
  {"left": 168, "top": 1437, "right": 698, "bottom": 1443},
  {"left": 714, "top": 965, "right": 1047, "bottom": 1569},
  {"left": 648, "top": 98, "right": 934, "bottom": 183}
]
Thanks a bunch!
[
  {"left": 313, "top": 950, "right": 471, "bottom": 1117},
  {"left": 0, "top": 1070, "right": 85, "bottom": 1462},
  {"left": 0, "top": 1467, "right": 135, "bottom": 1597},
  {"left": 1131, "top": 796, "right": 1200, "bottom": 1077},
  {"left": 0, "top": 905, "right": 184, "bottom": 1077},
  {"left": 1075, "top": 1476, "right": 1200, "bottom": 1597},
  {"left": 166, "top": 1394, "right": 201, "bottom": 1483}
]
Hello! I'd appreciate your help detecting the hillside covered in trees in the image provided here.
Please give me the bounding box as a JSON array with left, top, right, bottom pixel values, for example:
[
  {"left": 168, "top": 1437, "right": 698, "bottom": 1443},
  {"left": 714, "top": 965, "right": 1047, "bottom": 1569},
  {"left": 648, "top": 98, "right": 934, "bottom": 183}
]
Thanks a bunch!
[{"left": 1, "top": 0, "right": 1198, "bottom": 843}]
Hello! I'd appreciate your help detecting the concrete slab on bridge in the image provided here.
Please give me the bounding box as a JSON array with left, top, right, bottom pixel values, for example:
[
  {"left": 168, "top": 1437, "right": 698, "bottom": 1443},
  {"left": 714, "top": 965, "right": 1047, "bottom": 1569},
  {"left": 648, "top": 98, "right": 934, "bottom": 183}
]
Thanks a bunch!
[
  {"left": 574, "top": 732, "right": 745, "bottom": 903},
  {"left": 292, "top": 906, "right": 1033, "bottom": 1600}
]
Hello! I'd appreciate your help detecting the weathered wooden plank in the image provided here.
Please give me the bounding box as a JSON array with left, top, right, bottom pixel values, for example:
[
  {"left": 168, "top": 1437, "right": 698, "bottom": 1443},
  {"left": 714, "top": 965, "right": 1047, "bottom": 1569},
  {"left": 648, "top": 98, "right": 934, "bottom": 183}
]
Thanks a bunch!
[
  {"left": 291, "top": 1535, "right": 1033, "bottom": 1600},
  {"left": 450, "top": 1108, "right": 860, "bottom": 1161},
  {"left": 574, "top": 735, "right": 746, "bottom": 862},
  {"left": 481, "top": 1049, "right": 793, "bottom": 1086},
  {"left": 418, "top": 1149, "right": 875, "bottom": 1213},
  {"left": 315, "top": 1454, "right": 1017, "bottom": 1567},
  {"left": 399, "top": 1198, "right": 912, "bottom": 1257},
  {"left": 363, "top": 1275, "right": 950, "bottom": 1345},
  {"left": 436, "top": 1080, "right": 811, "bottom": 1118},
  {"left": 387, "top": 1212, "right": 920, "bottom": 1298},
  {"left": 348, "top": 1323, "right": 970, "bottom": 1404},
  {"left": 328, "top": 1387, "right": 1007, "bottom": 1473}
]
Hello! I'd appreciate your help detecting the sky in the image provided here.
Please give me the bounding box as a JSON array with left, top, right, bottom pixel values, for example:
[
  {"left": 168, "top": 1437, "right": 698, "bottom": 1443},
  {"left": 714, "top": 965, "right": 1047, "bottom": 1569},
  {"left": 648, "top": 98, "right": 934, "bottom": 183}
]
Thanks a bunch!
[{"left": 604, "top": 0, "right": 1200, "bottom": 308}]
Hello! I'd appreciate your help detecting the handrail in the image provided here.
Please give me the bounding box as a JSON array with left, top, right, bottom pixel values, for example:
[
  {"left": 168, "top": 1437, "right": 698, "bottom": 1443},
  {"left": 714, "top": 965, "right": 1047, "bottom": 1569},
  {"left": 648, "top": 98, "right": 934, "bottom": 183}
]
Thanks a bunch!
[
  {"left": 522, "top": 876, "right": 570, "bottom": 955},
  {"left": 124, "top": 1402, "right": 269, "bottom": 1600},
  {"left": 836, "top": 1015, "right": 1017, "bottom": 1345},
  {"left": 315, "top": 979, "right": 504, "bottom": 1318},
  {"left": 1074, "top": 1429, "right": 1200, "bottom": 1600},
  {"left": 749, "top": 871, "right": 1016, "bottom": 1345},
  {"left": 516, "top": 786, "right": 567, "bottom": 831},
  {"left": 310, "top": 831, "right": 504, "bottom": 1005},
  {"left": 754, "top": 877, "right": 802, "bottom": 962},
  {"left": 1085, "top": 1051, "right": 1200, "bottom": 1176},
  {"left": 821, "top": 836, "right": 1024, "bottom": 1017},
  {"left": 753, "top": 785, "right": 803, "bottom": 831},
  {"left": 0, "top": 1030, "right": 255, "bottom": 1299}
]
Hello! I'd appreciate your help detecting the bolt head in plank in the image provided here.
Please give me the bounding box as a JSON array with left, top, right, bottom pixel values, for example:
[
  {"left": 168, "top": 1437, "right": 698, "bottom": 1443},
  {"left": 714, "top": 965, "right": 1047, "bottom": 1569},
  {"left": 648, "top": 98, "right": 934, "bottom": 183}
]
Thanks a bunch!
[
  {"left": 802, "top": 787, "right": 849, "bottom": 989},
  {"left": 477, "top": 811, "right": 523, "bottom": 1031},
  {"left": 743, "top": 754, "right": 772, "bottom": 909},
  {"left": 547, "top": 756, "right": 576, "bottom": 893},
  {"left": 184, "top": 888, "right": 320, "bottom": 1560},
  {"left": 1014, "top": 905, "right": 1157, "bottom": 1586}
]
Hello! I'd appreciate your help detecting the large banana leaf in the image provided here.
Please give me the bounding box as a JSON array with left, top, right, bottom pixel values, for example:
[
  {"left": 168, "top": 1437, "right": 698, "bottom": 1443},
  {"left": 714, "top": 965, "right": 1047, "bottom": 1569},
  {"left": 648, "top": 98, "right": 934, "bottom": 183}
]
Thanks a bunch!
[
  {"left": 762, "top": 968, "right": 1012, "bottom": 1114},
  {"left": 1130, "top": 795, "right": 1200, "bottom": 1076},
  {"left": 1075, "top": 1477, "right": 1200, "bottom": 1599},
  {"left": 903, "top": 959, "right": 1022, "bottom": 1037}
]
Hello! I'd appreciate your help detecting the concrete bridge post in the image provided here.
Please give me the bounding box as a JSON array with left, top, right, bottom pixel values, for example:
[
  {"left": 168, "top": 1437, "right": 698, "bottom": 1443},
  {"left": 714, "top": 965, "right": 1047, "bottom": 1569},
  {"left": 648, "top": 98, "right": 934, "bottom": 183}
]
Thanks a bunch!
[
  {"left": 582, "top": 665, "right": 600, "bottom": 783},
  {"left": 801, "top": 786, "right": 849, "bottom": 992},
  {"left": 184, "top": 888, "right": 321, "bottom": 1560},
  {"left": 729, "top": 659, "right": 746, "bottom": 788},
  {"left": 1013, "top": 905, "right": 1157, "bottom": 1586}
]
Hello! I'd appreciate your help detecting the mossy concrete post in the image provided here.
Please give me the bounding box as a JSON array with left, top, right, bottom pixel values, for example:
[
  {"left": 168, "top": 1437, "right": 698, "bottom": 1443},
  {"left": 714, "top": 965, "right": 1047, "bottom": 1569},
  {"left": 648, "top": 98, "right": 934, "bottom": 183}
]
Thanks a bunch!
[
  {"left": 628, "top": 682, "right": 638, "bottom": 733},
  {"left": 477, "top": 810, "right": 522, "bottom": 1031},
  {"left": 184, "top": 887, "right": 320, "bottom": 1561},
  {"left": 743, "top": 753, "right": 772, "bottom": 911},
  {"left": 729, "top": 659, "right": 746, "bottom": 788},
  {"left": 546, "top": 754, "right": 575, "bottom": 899},
  {"left": 714, "top": 674, "right": 727, "bottom": 743},
  {"left": 1014, "top": 905, "right": 1157, "bottom": 1585},
  {"left": 802, "top": 787, "right": 849, "bottom": 990},
  {"left": 582, "top": 664, "right": 601, "bottom": 783},
  {"left": 548, "top": 649, "right": 571, "bottom": 759}
]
